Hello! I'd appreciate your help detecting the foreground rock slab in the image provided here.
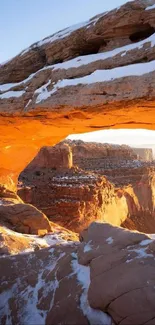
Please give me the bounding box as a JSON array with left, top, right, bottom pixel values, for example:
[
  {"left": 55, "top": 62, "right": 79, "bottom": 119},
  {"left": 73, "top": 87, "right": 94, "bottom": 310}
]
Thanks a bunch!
[
  {"left": 0, "top": 222, "right": 155, "bottom": 324},
  {"left": 79, "top": 222, "right": 155, "bottom": 325},
  {"left": 0, "top": 234, "right": 111, "bottom": 325}
]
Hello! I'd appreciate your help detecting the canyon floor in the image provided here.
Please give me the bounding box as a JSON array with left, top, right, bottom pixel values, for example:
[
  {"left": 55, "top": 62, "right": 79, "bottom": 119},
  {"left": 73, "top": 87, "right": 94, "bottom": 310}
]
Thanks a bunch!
[{"left": 0, "top": 0, "right": 155, "bottom": 324}]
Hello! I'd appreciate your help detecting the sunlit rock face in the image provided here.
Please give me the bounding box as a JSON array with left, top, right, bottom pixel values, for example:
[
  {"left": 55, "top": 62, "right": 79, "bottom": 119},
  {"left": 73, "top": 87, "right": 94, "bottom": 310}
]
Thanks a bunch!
[
  {"left": 0, "top": 0, "right": 155, "bottom": 183},
  {"left": 132, "top": 147, "right": 153, "bottom": 161},
  {"left": 17, "top": 141, "right": 155, "bottom": 233},
  {"left": 18, "top": 144, "right": 129, "bottom": 232},
  {"left": 0, "top": 184, "right": 51, "bottom": 235},
  {"left": 62, "top": 140, "right": 155, "bottom": 233},
  {"left": 17, "top": 140, "right": 155, "bottom": 233},
  {"left": 25, "top": 143, "right": 73, "bottom": 171}
]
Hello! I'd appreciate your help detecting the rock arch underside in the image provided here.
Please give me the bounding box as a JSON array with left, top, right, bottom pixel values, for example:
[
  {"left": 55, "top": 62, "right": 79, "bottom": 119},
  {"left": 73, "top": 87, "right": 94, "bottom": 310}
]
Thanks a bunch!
[{"left": 1, "top": 1, "right": 155, "bottom": 324}]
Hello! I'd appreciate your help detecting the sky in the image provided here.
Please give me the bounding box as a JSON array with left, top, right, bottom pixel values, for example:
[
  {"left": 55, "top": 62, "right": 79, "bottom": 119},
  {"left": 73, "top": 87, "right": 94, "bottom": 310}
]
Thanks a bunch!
[
  {"left": 68, "top": 129, "right": 155, "bottom": 154},
  {"left": 0, "top": 0, "right": 132, "bottom": 63}
]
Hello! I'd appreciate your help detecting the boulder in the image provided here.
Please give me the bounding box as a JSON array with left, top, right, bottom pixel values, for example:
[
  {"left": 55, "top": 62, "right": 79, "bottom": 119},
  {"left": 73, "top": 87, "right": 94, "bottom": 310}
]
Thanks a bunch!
[{"left": 0, "top": 185, "right": 51, "bottom": 235}]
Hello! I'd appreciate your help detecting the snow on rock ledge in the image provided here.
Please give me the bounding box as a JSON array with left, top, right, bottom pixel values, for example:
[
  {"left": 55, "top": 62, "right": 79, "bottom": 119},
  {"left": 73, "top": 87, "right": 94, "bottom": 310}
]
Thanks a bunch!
[{"left": 0, "top": 0, "right": 155, "bottom": 114}]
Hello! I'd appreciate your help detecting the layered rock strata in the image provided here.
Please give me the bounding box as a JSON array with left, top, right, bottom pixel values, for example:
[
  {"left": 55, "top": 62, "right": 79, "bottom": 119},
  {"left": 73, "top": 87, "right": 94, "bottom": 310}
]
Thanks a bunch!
[
  {"left": 18, "top": 166, "right": 128, "bottom": 233},
  {"left": 0, "top": 0, "right": 155, "bottom": 183},
  {"left": 18, "top": 141, "right": 155, "bottom": 233}
]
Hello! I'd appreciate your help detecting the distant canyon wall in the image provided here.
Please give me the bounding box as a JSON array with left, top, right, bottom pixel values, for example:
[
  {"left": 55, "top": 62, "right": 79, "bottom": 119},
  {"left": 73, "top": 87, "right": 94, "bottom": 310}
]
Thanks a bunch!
[
  {"left": 18, "top": 141, "right": 155, "bottom": 233},
  {"left": 132, "top": 147, "right": 153, "bottom": 161}
]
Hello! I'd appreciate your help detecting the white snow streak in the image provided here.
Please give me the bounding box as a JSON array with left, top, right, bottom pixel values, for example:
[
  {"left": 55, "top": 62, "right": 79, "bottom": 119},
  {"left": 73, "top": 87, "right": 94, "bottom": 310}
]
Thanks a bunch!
[
  {"left": 145, "top": 4, "right": 155, "bottom": 10},
  {"left": 106, "top": 237, "right": 114, "bottom": 244},
  {"left": 72, "top": 258, "right": 112, "bottom": 325},
  {"left": 46, "top": 60, "right": 155, "bottom": 97},
  {"left": 0, "top": 90, "right": 25, "bottom": 99}
]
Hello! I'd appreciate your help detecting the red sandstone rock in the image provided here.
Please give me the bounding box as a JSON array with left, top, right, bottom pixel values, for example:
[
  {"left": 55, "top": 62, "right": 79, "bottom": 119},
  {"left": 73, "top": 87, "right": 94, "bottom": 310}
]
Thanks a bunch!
[
  {"left": 0, "top": 185, "right": 51, "bottom": 235},
  {"left": 26, "top": 143, "right": 73, "bottom": 170},
  {"left": 18, "top": 145, "right": 129, "bottom": 232},
  {"left": 18, "top": 141, "right": 155, "bottom": 233},
  {"left": 0, "top": 0, "right": 154, "bottom": 115},
  {"left": 78, "top": 222, "right": 155, "bottom": 325},
  {"left": 0, "top": 222, "right": 155, "bottom": 325}
]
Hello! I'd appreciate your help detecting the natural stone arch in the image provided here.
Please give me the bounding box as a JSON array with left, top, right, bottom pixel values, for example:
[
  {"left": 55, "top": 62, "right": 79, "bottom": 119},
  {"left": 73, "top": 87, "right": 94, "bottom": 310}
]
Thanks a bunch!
[{"left": 0, "top": 101, "right": 155, "bottom": 188}]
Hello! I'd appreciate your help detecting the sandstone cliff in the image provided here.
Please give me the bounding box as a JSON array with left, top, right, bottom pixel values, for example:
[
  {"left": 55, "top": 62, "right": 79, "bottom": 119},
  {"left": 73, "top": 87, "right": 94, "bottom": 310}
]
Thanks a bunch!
[
  {"left": 18, "top": 165, "right": 128, "bottom": 233},
  {"left": 18, "top": 141, "right": 155, "bottom": 233},
  {"left": 132, "top": 147, "right": 153, "bottom": 161},
  {"left": 0, "top": 0, "right": 155, "bottom": 183}
]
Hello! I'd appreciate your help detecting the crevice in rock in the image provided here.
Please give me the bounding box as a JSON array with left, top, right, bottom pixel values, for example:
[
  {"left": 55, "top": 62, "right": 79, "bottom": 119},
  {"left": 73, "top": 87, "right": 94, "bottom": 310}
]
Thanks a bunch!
[
  {"left": 129, "top": 24, "right": 155, "bottom": 42},
  {"left": 33, "top": 47, "right": 47, "bottom": 66}
]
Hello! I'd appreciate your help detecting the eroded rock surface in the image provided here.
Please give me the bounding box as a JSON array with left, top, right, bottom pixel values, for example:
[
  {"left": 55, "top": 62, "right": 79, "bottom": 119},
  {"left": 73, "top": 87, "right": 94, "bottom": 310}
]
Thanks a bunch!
[
  {"left": 18, "top": 141, "right": 155, "bottom": 233},
  {"left": 0, "top": 185, "right": 51, "bottom": 235},
  {"left": 0, "top": 0, "right": 154, "bottom": 115},
  {"left": 18, "top": 142, "right": 133, "bottom": 232},
  {"left": 79, "top": 222, "right": 155, "bottom": 325},
  {"left": 0, "top": 222, "right": 155, "bottom": 325},
  {"left": 26, "top": 143, "right": 73, "bottom": 171},
  {"left": 0, "top": 0, "right": 155, "bottom": 182},
  {"left": 132, "top": 147, "right": 153, "bottom": 161}
]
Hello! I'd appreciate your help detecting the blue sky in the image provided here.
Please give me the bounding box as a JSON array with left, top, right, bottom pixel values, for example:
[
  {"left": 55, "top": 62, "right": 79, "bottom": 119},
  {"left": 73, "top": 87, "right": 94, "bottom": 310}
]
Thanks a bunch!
[{"left": 0, "top": 0, "right": 130, "bottom": 63}]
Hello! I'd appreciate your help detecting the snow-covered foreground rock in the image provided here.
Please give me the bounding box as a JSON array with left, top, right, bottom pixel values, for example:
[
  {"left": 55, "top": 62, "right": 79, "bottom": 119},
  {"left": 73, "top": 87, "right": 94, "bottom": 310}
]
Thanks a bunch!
[
  {"left": 1, "top": 221, "right": 155, "bottom": 324},
  {"left": 0, "top": 224, "right": 78, "bottom": 256},
  {"left": 0, "top": 227, "right": 111, "bottom": 325}
]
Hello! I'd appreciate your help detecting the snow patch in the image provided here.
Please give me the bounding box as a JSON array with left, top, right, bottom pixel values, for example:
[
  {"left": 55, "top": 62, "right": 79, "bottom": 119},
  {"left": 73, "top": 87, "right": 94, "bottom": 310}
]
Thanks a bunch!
[
  {"left": 0, "top": 90, "right": 25, "bottom": 99},
  {"left": 24, "top": 99, "right": 32, "bottom": 110},
  {"left": 106, "top": 237, "right": 114, "bottom": 244},
  {"left": 49, "top": 60, "right": 155, "bottom": 96},
  {"left": 72, "top": 258, "right": 112, "bottom": 325},
  {"left": 0, "top": 72, "right": 35, "bottom": 93},
  {"left": 0, "top": 83, "right": 19, "bottom": 92},
  {"left": 49, "top": 33, "right": 155, "bottom": 71},
  {"left": 35, "top": 80, "right": 52, "bottom": 103},
  {"left": 145, "top": 4, "right": 155, "bottom": 10},
  {"left": 84, "top": 240, "right": 92, "bottom": 252},
  {"left": 149, "top": 234, "right": 155, "bottom": 240},
  {"left": 2, "top": 32, "right": 155, "bottom": 100},
  {"left": 140, "top": 239, "right": 153, "bottom": 246},
  {"left": 126, "top": 246, "right": 154, "bottom": 263}
]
